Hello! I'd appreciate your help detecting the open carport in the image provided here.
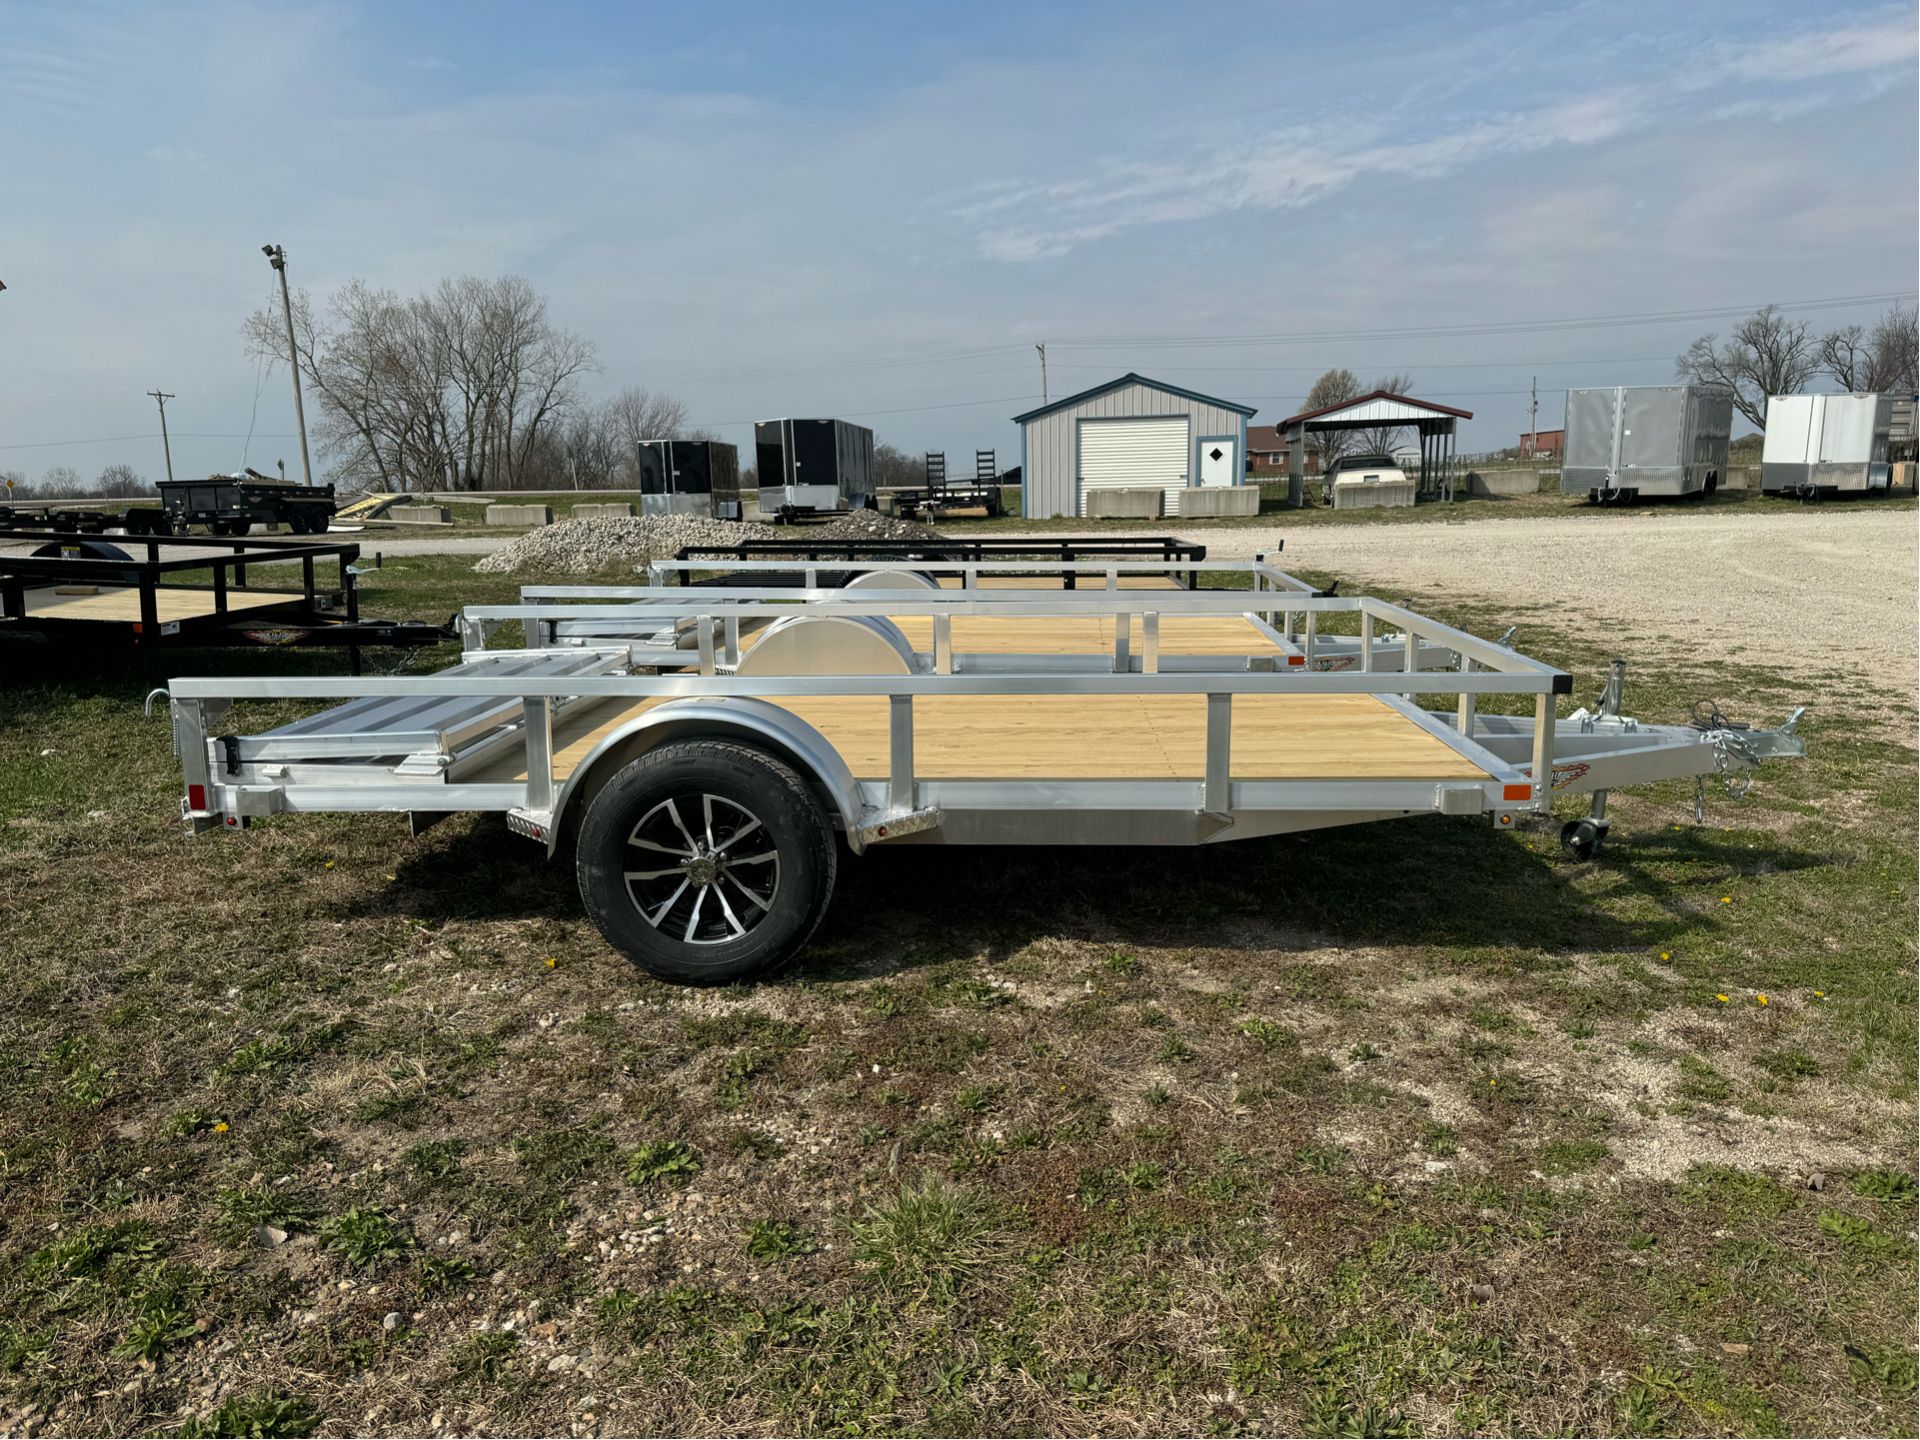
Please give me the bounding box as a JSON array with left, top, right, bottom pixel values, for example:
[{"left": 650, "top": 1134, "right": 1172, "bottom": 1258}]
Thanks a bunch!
[{"left": 1276, "top": 390, "right": 1471, "bottom": 505}]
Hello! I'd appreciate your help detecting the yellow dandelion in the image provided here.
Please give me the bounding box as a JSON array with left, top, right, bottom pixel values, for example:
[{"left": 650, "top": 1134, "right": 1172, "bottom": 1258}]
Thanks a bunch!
[
  {"left": 213, "top": 1121, "right": 229, "bottom": 1133},
  {"left": 1812, "top": 990, "right": 1826, "bottom": 999},
  {"left": 1756, "top": 994, "right": 1769, "bottom": 1006},
  {"left": 1720, "top": 896, "right": 1731, "bottom": 904},
  {"left": 544, "top": 956, "right": 557, "bottom": 969},
  {"left": 1489, "top": 1077, "right": 1498, "bottom": 1088},
  {"left": 1715, "top": 993, "right": 1730, "bottom": 1003},
  {"left": 324, "top": 860, "right": 335, "bottom": 871},
  {"left": 1659, "top": 952, "right": 1671, "bottom": 962}
]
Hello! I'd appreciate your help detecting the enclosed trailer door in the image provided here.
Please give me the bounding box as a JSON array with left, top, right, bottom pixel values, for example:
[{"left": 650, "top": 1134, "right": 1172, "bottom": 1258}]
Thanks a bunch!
[{"left": 1564, "top": 389, "right": 1622, "bottom": 472}]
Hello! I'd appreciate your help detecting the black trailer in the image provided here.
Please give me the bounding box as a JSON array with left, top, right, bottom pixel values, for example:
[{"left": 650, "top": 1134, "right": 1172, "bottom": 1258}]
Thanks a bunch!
[
  {"left": 158, "top": 474, "right": 337, "bottom": 535},
  {"left": 753, "top": 418, "right": 875, "bottom": 521},
  {"left": 891, "top": 449, "right": 1006, "bottom": 520},
  {"left": 637, "top": 440, "right": 742, "bottom": 521},
  {"left": 668, "top": 534, "right": 1214, "bottom": 589},
  {"left": 0, "top": 531, "right": 449, "bottom": 668}
]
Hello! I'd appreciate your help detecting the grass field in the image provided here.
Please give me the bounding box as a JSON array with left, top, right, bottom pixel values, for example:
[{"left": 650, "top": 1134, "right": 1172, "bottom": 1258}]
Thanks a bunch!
[{"left": 1, "top": 555, "right": 1914, "bottom": 1437}]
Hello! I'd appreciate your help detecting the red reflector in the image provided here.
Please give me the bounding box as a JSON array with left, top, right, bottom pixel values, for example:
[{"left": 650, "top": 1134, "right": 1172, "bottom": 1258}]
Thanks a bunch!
[
  {"left": 1287, "top": 654, "right": 1306, "bottom": 666},
  {"left": 188, "top": 784, "right": 207, "bottom": 810},
  {"left": 1502, "top": 783, "right": 1533, "bottom": 801}
]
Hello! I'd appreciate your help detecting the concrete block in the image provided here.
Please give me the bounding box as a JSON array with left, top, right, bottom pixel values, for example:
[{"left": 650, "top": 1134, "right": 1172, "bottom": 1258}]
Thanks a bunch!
[
  {"left": 1084, "top": 487, "right": 1162, "bottom": 519},
  {"left": 571, "top": 502, "right": 635, "bottom": 521},
  {"left": 1331, "top": 478, "right": 1416, "bottom": 511},
  {"left": 1177, "top": 485, "right": 1259, "bottom": 517},
  {"left": 1466, "top": 469, "right": 1542, "bottom": 498},
  {"left": 387, "top": 505, "right": 452, "bottom": 525},
  {"left": 486, "top": 503, "right": 553, "bottom": 527}
]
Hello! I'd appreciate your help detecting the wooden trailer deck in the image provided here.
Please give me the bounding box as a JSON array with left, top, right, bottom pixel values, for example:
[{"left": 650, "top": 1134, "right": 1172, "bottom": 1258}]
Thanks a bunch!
[
  {"left": 20, "top": 585, "right": 305, "bottom": 624},
  {"left": 469, "top": 692, "right": 1489, "bottom": 785}
]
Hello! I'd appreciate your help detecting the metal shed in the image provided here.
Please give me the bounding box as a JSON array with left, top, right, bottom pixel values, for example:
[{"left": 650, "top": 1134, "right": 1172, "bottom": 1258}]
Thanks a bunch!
[
  {"left": 1014, "top": 374, "right": 1256, "bottom": 519},
  {"left": 1275, "top": 392, "right": 1472, "bottom": 505}
]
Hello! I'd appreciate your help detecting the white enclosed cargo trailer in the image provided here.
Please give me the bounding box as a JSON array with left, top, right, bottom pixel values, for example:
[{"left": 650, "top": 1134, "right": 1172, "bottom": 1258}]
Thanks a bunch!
[
  {"left": 156, "top": 556, "right": 1805, "bottom": 985},
  {"left": 1761, "top": 393, "right": 1895, "bottom": 496},
  {"left": 1561, "top": 385, "right": 1733, "bottom": 502}
]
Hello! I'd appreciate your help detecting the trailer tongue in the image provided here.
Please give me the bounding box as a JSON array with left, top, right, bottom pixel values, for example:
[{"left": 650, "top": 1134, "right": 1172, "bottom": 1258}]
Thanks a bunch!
[{"left": 157, "top": 555, "right": 1805, "bottom": 984}]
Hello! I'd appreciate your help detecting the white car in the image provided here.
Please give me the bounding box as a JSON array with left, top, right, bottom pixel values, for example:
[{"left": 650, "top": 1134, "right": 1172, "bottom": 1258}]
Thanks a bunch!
[{"left": 1322, "top": 452, "right": 1409, "bottom": 503}]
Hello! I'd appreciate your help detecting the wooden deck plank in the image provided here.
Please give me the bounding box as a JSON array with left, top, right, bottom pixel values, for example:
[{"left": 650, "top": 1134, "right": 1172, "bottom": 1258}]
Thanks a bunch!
[
  {"left": 22, "top": 586, "right": 302, "bottom": 624},
  {"left": 470, "top": 692, "right": 1487, "bottom": 784}
]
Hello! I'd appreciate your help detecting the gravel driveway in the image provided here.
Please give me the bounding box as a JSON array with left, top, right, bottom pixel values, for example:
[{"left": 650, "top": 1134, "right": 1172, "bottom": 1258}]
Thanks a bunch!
[{"left": 1086, "top": 508, "right": 1919, "bottom": 691}]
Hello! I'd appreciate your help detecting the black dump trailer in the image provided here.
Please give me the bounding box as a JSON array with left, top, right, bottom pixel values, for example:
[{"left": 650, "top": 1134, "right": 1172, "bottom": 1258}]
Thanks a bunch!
[
  {"left": 157, "top": 474, "right": 337, "bottom": 535},
  {"left": 753, "top": 418, "right": 875, "bottom": 521}
]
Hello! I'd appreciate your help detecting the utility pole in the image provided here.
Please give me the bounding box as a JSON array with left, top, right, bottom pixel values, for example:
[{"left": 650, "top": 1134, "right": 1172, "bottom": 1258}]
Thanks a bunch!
[
  {"left": 1036, "top": 343, "right": 1048, "bottom": 404},
  {"left": 261, "top": 244, "right": 314, "bottom": 487},
  {"left": 1528, "top": 376, "right": 1538, "bottom": 457},
  {"left": 147, "top": 389, "right": 176, "bottom": 483}
]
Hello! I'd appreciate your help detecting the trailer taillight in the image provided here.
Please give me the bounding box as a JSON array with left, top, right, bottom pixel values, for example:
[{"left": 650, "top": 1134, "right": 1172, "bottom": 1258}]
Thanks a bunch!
[{"left": 188, "top": 783, "right": 207, "bottom": 810}]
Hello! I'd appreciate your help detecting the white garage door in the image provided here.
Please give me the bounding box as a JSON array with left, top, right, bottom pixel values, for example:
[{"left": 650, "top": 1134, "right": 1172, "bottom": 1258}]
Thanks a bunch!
[{"left": 1079, "top": 416, "right": 1190, "bottom": 516}]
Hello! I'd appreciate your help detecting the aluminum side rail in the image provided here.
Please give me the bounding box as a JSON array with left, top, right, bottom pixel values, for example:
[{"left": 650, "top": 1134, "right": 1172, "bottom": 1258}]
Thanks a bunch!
[
  {"left": 467, "top": 586, "right": 1563, "bottom": 689},
  {"left": 642, "top": 554, "right": 1321, "bottom": 595}
]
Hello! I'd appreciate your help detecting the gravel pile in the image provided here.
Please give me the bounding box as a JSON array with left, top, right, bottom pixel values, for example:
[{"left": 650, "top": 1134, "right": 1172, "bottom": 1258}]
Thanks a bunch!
[
  {"left": 472, "top": 507, "right": 949, "bottom": 576},
  {"left": 473, "top": 515, "right": 783, "bottom": 575},
  {"left": 810, "top": 508, "right": 948, "bottom": 543}
]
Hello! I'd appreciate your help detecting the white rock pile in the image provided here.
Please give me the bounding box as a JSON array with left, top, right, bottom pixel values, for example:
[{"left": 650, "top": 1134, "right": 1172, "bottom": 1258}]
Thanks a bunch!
[{"left": 473, "top": 509, "right": 947, "bottom": 576}]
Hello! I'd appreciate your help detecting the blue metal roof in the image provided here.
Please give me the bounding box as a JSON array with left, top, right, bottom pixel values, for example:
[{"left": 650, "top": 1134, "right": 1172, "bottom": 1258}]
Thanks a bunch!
[{"left": 1012, "top": 372, "right": 1258, "bottom": 425}]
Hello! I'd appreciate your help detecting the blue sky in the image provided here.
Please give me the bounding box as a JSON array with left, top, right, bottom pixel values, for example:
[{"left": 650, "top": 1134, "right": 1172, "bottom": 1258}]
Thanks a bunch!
[{"left": 2, "top": 0, "right": 1915, "bottom": 483}]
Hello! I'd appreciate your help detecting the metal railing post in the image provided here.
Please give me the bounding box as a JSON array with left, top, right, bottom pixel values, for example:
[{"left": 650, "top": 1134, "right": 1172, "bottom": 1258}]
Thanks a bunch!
[
  {"left": 1403, "top": 627, "right": 1419, "bottom": 698},
  {"left": 1142, "top": 611, "right": 1160, "bottom": 674},
  {"left": 888, "top": 694, "right": 915, "bottom": 812},
  {"left": 933, "top": 614, "right": 953, "bottom": 674},
  {"left": 1205, "top": 692, "right": 1232, "bottom": 812},
  {"left": 1457, "top": 657, "right": 1477, "bottom": 736},
  {"left": 1113, "top": 611, "right": 1131, "bottom": 672},
  {"left": 1360, "top": 610, "right": 1375, "bottom": 672},
  {"left": 1531, "top": 693, "right": 1557, "bottom": 807},
  {"left": 523, "top": 697, "right": 555, "bottom": 811}
]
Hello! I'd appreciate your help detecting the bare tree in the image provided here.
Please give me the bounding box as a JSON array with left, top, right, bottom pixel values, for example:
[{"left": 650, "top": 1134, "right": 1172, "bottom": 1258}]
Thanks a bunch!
[
  {"left": 1302, "top": 367, "right": 1360, "bottom": 473},
  {"left": 92, "top": 463, "right": 150, "bottom": 498},
  {"left": 1676, "top": 305, "right": 1819, "bottom": 429},
  {"left": 245, "top": 274, "right": 599, "bottom": 491},
  {"left": 1358, "top": 370, "right": 1416, "bottom": 455},
  {"left": 40, "top": 464, "right": 82, "bottom": 497},
  {"left": 1823, "top": 303, "right": 1919, "bottom": 393},
  {"left": 602, "top": 386, "right": 691, "bottom": 451},
  {"left": 871, "top": 442, "right": 921, "bottom": 490}
]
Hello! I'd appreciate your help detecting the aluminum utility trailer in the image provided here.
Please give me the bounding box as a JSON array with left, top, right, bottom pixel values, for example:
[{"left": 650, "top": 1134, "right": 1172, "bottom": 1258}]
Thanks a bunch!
[
  {"left": 1562, "top": 385, "right": 1733, "bottom": 502},
  {"left": 1, "top": 530, "right": 449, "bottom": 663},
  {"left": 157, "top": 556, "right": 1806, "bottom": 985}
]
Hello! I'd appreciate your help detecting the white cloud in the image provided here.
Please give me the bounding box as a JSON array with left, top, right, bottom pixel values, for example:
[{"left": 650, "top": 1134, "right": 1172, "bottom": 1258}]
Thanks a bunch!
[{"left": 957, "top": 14, "right": 1916, "bottom": 262}]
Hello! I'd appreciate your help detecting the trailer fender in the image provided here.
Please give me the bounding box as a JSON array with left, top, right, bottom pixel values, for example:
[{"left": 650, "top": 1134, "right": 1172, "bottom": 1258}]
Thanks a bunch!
[{"left": 545, "top": 697, "right": 868, "bottom": 858}]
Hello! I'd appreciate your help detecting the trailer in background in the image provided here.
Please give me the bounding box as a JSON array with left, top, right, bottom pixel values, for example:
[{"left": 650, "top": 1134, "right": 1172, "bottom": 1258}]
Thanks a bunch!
[
  {"left": 754, "top": 418, "right": 875, "bottom": 521},
  {"left": 0, "top": 530, "right": 448, "bottom": 666},
  {"left": 158, "top": 473, "right": 337, "bottom": 535},
  {"left": 637, "top": 440, "right": 742, "bottom": 521},
  {"left": 1761, "top": 393, "right": 1895, "bottom": 497},
  {"left": 1561, "top": 385, "right": 1733, "bottom": 503}
]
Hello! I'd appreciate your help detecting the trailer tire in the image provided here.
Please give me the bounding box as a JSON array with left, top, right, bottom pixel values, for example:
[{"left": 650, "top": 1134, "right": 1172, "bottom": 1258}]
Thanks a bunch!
[{"left": 575, "top": 739, "right": 837, "bottom": 985}]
